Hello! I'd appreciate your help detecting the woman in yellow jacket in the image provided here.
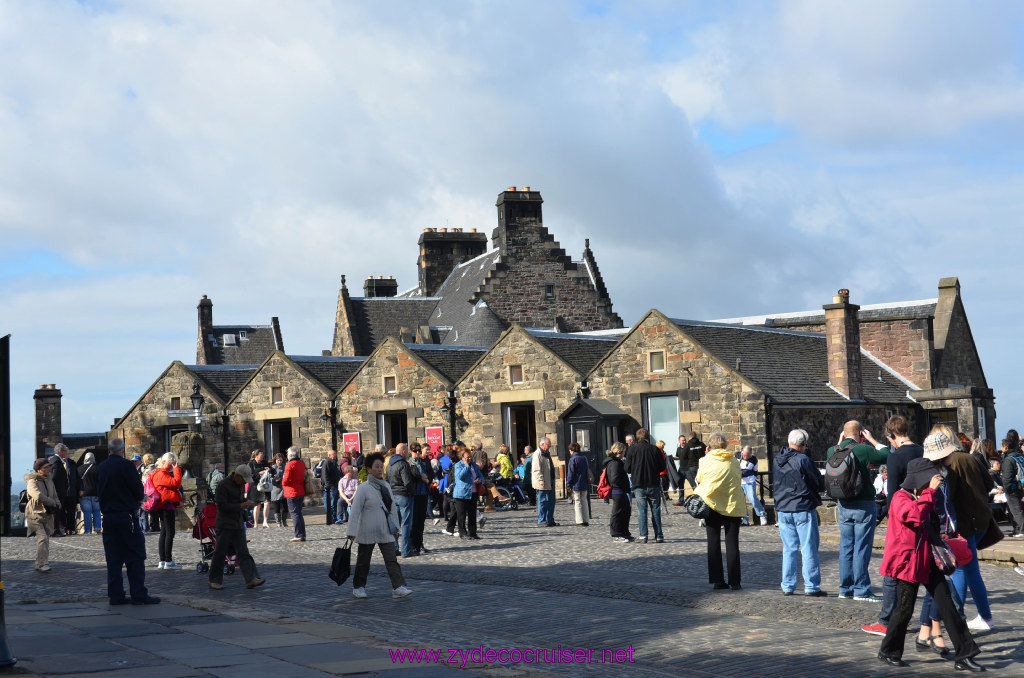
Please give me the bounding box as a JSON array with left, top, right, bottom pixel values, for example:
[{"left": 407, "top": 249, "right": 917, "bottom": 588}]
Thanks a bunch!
[{"left": 696, "top": 432, "right": 746, "bottom": 590}]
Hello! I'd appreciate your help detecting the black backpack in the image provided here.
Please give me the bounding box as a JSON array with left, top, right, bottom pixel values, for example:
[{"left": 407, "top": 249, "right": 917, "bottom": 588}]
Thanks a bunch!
[
  {"left": 825, "top": 443, "right": 864, "bottom": 500},
  {"left": 313, "top": 459, "right": 325, "bottom": 480},
  {"left": 18, "top": 489, "right": 28, "bottom": 513}
]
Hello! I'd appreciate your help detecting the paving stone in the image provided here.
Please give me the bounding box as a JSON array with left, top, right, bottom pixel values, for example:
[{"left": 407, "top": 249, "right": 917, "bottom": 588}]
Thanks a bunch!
[
  {"left": 203, "top": 659, "right": 337, "bottom": 678},
  {"left": 172, "top": 620, "right": 285, "bottom": 638},
  {"left": 280, "top": 621, "right": 374, "bottom": 639},
  {"left": 15, "top": 647, "right": 170, "bottom": 674},
  {"left": 221, "top": 634, "right": 340, "bottom": 650},
  {"left": 261, "top": 641, "right": 385, "bottom": 664}
]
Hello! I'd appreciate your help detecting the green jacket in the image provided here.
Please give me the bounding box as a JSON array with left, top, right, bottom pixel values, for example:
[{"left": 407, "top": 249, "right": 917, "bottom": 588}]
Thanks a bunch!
[{"left": 826, "top": 438, "right": 889, "bottom": 502}]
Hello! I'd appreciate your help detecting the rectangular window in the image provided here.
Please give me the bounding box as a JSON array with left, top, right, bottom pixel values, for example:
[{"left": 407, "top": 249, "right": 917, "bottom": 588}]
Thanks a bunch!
[
  {"left": 649, "top": 351, "right": 666, "bottom": 372},
  {"left": 544, "top": 284, "right": 554, "bottom": 299},
  {"left": 509, "top": 365, "right": 524, "bottom": 384},
  {"left": 169, "top": 397, "right": 180, "bottom": 410},
  {"left": 384, "top": 376, "right": 397, "bottom": 393},
  {"left": 271, "top": 386, "right": 283, "bottom": 404}
]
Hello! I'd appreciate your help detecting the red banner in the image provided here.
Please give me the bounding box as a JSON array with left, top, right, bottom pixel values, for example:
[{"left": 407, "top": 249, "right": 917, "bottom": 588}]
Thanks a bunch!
[
  {"left": 342, "top": 431, "right": 361, "bottom": 454},
  {"left": 424, "top": 426, "right": 445, "bottom": 451}
]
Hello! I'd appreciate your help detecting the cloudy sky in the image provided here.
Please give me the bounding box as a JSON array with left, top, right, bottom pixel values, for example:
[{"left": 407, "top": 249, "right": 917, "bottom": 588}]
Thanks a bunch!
[{"left": 3, "top": 1, "right": 1024, "bottom": 486}]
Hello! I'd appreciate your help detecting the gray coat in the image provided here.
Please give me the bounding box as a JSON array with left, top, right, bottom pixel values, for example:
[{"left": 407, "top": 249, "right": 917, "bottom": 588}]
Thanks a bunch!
[{"left": 346, "top": 478, "right": 399, "bottom": 544}]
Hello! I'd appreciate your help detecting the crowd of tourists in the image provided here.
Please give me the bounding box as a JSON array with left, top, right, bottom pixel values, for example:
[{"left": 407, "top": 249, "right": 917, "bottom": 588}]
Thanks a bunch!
[{"left": 23, "top": 416, "right": 1024, "bottom": 670}]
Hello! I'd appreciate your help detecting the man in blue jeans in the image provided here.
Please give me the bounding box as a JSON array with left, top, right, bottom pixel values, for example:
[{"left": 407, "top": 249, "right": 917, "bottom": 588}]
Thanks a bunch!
[
  {"left": 827, "top": 420, "right": 889, "bottom": 601},
  {"left": 773, "top": 428, "right": 826, "bottom": 596},
  {"left": 385, "top": 443, "right": 416, "bottom": 556},
  {"left": 624, "top": 428, "right": 666, "bottom": 544},
  {"left": 321, "top": 449, "right": 341, "bottom": 525}
]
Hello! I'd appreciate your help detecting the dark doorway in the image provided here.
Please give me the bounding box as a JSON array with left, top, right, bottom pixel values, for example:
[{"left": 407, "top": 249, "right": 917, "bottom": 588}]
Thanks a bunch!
[
  {"left": 265, "top": 419, "right": 293, "bottom": 459},
  {"left": 503, "top": 403, "right": 537, "bottom": 453},
  {"left": 377, "top": 411, "right": 408, "bottom": 449}
]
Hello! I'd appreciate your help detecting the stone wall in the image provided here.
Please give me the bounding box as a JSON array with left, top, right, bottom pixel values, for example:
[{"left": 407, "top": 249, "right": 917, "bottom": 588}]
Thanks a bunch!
[
  {"left": 587, "top": 312, "right": 768, "bottom": 451},
  {"left": 34, "top": 385, "right": 62, "bottom": 459},
  {"left": 456, "top": 329, "right": 579, "bottom": 456},
  {"left": 934, "top": 299, "right": 987, "bottom": 389},
  {"left": 109, "top": 363, "right": 225, "bottom": 476},
  {"left": 337, "top": 339, "right": 451, "bottom": 454},
  {"left": 770, "top": 405, "right": 923, "bottom": 464},
  {"left": 477, "top": 216, "right": 622, "bottom": 333}
]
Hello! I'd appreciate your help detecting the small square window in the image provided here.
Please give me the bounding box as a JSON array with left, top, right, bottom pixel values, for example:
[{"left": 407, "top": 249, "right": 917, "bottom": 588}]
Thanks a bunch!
[
  {"left": 271, "top": 386, "right": 283, "bottom": 404},
  {"left": 509, "top": 365, "right": 524, "bottom": 384},
  {"left": 384, "top": 376, "right": 397, "bottom": 393},
  {"left": 170, "top": 396, "right": 180, "bottom": 410},
  {"left": 239, "top": 330, "right": 247, "bottom": 340},
  {"left": 544, "top": 284, "right": 554, "bottom": 299},
  {"left": 650, "top": 351, "right": 666, "bottom": 373}
]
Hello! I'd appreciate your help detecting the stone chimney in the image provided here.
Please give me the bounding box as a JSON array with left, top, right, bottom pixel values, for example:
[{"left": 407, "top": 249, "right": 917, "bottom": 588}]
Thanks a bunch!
[
  {"left": 417, "top": 227, "right": 489, "bottom": 297},
  {"left": 823, "top": 289, "right": 863, "bottom": 400},
  {"left": 493, "top": 186, "right": 544, "bottom": 252},
  {"left": 363, "top": 275, "right": 399, "bottom": 298},
  {"left": 34, "top": 383, "right": 62, "bottom": 459},
  {"left": 196, "top": 295, "right": 213, "bottom": 365}
]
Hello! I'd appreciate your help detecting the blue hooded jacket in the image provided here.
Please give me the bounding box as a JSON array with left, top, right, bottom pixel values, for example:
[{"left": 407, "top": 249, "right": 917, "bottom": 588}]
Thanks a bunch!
[{"left": 772, "top": 446, "right": 823, "bottom": 513}]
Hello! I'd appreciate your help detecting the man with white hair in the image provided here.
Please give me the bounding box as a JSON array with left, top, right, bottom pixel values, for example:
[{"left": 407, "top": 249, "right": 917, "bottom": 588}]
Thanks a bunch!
[
  {"left": 773, "top": 429, "right": 826, "bottom": 597},
  {"left": 97, "top": 438, "right": 159, "bottom": 604}
]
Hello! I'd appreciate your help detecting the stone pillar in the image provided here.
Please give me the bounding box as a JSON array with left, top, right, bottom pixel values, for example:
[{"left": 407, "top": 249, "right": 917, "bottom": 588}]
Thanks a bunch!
[
  {"left": 197, "top": 295, "right": 213, "bottom": 365},
  {"left": 34, "top": 384, "right": 62, "bottom": 459},
  {"left": 823, "top": 289, "right": 863, "bottom": 400}
]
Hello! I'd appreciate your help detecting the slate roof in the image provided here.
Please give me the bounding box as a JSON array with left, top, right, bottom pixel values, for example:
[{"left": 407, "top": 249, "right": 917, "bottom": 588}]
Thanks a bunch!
[
  {"left": 190, "top": 364, "right": 260, "bottom": 402},
  {"left": 62, "top": 433, "right": 108, "bottom": 451},
  {"left": 672, "top": 319, "right": 915, "bottom": 405},
  {"left": 406, "top": 345, "right": 489, "bottom": 384},
  {"left": 204, "top": 324, "right": 282, "bottom": 365},
  {"left": 429, "top": 249, "right": 504, "bottom": 345},
  {"left": 290, "top": 355, "right": 366, "bottom": 393},
  {"left": 711, "top": 299, "right": 938, "bottom": 327},
  {"left": 350, "top": 298, "right": 438, "bottom": 355},
  {"left": 526, "top": 329, "right": 619, "bottom": 375}
]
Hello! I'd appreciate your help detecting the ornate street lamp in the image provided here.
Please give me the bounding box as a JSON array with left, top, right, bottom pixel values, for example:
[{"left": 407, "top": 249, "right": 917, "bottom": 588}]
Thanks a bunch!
[{"left": 189, "top": 381, "right": 205, "bottom": 427}]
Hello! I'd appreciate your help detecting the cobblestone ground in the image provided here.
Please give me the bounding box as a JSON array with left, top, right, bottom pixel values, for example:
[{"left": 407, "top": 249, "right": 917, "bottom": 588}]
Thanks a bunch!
[{"left": 3, "top": 499, "right": 1022, "bottom": 677}]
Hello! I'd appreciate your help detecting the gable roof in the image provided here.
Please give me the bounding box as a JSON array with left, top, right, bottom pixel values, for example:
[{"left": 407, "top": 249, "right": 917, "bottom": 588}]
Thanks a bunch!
[
  {"left": 671, "top": 318, "right": 915, "bottom": 405},
  {"left": 405, "top": 345, "right": 490, "bottom": 383},
  {"left": 190, "top": 364, "right": 260, "bottom": 402},
  {"left": 289, "top": 355, "right": 366, "bottom": 393},
  {"left": 526, "top": 329, "right": 619, "bottom": 375},
  {"left": 203, "top": 321, "right": 283, "bottom": 365},
  {"left": 711, "top": 298, "right": 938, "bottom": 327},
  {"left": 349, "top": 297, "right": 439, "bottom": 355}
]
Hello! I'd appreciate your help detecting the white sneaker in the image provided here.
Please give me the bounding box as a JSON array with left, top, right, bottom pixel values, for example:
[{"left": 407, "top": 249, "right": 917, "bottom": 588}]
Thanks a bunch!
[
  {"left": 432, "top": 518, "right": 441, "bottom": 525},
  {"left": 157, "top": 561, "right": 165, "bottom": 569},
  {"left": 966, "top": 615, "right": 992, "bottom": 632},
  {"left": 352, "top": 587, "right": 367, "bottom": 599},
  {"left": 760, "top": 516, "right": 769, "bottom": 526},
  {"left": 163, "top": 560, "right": 182, "bottom": 570},
  {"left": 392, "top": 585, "right": 413, "bottom": 599},
  {"left": 440, "top": 529, "right": 454, "bottom": 536}
]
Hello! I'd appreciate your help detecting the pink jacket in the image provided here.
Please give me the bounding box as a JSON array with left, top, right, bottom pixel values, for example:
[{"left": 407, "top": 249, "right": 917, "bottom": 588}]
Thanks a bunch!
[{"left": 879, "top": 487, "right": 936, "bottom": 585}]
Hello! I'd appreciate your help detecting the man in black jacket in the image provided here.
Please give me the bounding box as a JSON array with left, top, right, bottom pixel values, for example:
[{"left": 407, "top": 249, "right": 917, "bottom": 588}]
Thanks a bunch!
[
  {"left": 624, "top": 429, "right": 666, "bottom": 544},
  {"left": 209, "top": 465, "right": 264, "bottom": 591},
  {"left": 49, "top": 443, "right": 79, "bottom": 535},
  {"left": 386, "top": 444, "right": 416, "bottom": 556},
  {"left": 322, "top": 449, "right": 341, "bottom": 525},
  {"left": 681, "top": 432, "right": 706, "bottom": 495}
]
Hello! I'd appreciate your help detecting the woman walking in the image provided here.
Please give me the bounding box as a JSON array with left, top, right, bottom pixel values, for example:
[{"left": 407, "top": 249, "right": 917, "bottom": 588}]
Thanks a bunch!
[
  {"left": 877, "top": 457, "right": 984, "bottom": 671},
  {"left": 77, "top": 452, "right": 102, "bottom": 534},
  {"left": 346, "top": 452, "right": 412, "bottom": 599},
  {"left": 248, "top": 450, "right": 272, "bottom": 528},
  {"left": 696, "top": 431, "right": 745, "bottom": 590},
  {"left": 26, "top": 458, "right": 60, "bottom": 572},
  {"left": 151, "top": 452, "right": 184, "bottom": 569},
  {"left": 605, "top": 443, "right": 632, "bottom": 542}
]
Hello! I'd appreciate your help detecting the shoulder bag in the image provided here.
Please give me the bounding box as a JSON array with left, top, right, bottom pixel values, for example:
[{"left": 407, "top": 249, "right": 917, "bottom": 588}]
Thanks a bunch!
[{"left": 683, "top": 493, "right": 710, "bottom": 520}]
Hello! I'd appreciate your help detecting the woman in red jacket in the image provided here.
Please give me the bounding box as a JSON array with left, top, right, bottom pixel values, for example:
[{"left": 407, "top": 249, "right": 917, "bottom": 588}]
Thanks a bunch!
[
  {"left": 281, "top": 446, "right": 306, "bottom": 542},
  {"left": 877, "top": 457, "right": 983, "bottom": 671},
  {"left": 151, "top": 453, "right": 184, "bottom": 570}
]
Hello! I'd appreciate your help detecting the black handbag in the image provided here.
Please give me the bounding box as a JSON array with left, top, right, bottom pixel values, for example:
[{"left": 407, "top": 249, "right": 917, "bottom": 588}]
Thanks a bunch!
[
  {"left": 683, "top": 493, "right": 710, "bottom": 520},
  {"left": 328, "top": 542, "right": 352, "bottom": 586}
]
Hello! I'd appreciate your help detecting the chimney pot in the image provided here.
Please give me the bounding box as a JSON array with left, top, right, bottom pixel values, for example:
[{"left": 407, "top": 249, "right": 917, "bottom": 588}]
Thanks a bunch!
[
  {"left": 441, "top": 228, "right": 448, "bottom": 233},
  {"left": 471, "top": 228, "right": 477, "bottom": 233},
  {"left": 522, "top": 186, "right": 530, "bottom": 191},
  {"left": 507, "top": 186, "right": 516, "bottom": 191}
]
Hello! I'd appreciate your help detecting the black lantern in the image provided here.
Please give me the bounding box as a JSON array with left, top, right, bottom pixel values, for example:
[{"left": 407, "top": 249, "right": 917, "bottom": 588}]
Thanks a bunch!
[{"left": 189, "top": 381, "right": 205, "bottom": 425}]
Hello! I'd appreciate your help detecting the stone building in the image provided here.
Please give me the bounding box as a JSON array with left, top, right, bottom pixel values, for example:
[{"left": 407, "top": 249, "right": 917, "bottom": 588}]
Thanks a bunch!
[
  {"left": 196, "top": 294, "right": 284, "bottom": 365},
  {"left": 331, "top": 187, "right": 623, "bottom": 356},
  {"left": 454, "top": 326, "right": 619, "bottom": 470},
  {"left": 714, "top": 278, "right": 994, "bottom": 442},
  {"left": 336, "top": 339, "right": 487, "bottom": 452}
]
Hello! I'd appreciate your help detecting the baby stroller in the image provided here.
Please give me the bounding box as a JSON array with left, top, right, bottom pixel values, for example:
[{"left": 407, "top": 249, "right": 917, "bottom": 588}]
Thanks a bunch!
[{"left": 191, "top": 502, "right": 236, "bottom": 575}]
